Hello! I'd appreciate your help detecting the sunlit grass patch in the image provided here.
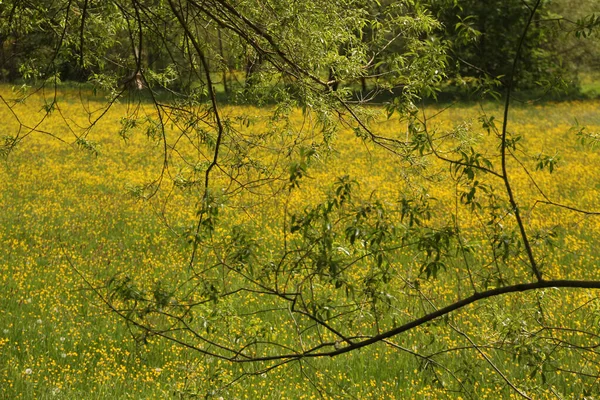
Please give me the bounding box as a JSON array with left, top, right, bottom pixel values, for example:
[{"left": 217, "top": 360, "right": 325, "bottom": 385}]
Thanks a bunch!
[{"left": 1, "top": 86, "right": 600, "bottom": 398}]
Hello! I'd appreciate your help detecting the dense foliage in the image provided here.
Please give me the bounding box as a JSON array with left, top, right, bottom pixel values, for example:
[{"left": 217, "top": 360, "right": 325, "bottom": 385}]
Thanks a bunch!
[
  {"left": 0, "top": 0, "right": 597, "bottom": 92},
  {"left": 427, "top": 0, "right": 599, "bottom": 91}
]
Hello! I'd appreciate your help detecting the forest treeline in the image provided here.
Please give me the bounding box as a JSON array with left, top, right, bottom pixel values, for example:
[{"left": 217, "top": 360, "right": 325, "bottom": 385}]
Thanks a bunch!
[{"left": 0, "top": 0, "right": 598, "bottom": 95}]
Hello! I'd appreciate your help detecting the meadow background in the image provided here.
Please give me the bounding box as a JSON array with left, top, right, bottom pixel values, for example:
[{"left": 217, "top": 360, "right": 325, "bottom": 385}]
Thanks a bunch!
[{"left": 1, "top": 85, "right": 600, "bottom": 399}]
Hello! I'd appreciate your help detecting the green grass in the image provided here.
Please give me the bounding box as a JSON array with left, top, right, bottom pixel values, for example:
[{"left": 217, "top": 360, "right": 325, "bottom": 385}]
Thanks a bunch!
[
  {"left": 580, "top": 70, "right": 600, "bottom": 97},
  {"left": 1, "top": 86, "right": 600, "bottom": 398}
]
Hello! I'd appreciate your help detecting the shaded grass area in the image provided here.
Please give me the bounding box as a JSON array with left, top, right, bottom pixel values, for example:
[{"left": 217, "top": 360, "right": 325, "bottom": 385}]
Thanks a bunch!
[{"left": 4, "top": 70, "right": 599, "bottom": 110}]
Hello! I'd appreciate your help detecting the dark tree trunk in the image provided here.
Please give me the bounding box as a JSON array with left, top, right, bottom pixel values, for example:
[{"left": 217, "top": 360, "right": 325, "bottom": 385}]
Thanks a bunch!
[
  {"left": 120, "top": 71, "right": 144, "bottom": 90},
  {"left": 218, "top": 29, "right": 229, "bottom": 94},
  {"left": 328, "top": 67, "right": 339, "bottom": 91},
  {"left": 245, "top": 52, "right": 262, "bottom": 88}
]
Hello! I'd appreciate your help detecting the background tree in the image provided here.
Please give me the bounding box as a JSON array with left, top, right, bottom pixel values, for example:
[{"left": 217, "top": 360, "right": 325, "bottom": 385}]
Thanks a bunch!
[
  {"left": 412, "top": 0, "right": 599, "bottom": 94},
  {"left": 548, "top": 0, "right": 600, "bottom": 76}
]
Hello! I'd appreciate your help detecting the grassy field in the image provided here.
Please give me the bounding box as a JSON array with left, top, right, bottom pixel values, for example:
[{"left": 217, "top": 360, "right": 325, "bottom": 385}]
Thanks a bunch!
[{"left": 1, "top": 85, "right": 600, "bottom": 399}]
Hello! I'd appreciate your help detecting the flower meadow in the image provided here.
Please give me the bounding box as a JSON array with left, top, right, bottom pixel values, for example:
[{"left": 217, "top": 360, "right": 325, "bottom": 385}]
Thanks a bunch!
[{"left": 1, "top": 86, "right": 600, "bottom": 399}]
